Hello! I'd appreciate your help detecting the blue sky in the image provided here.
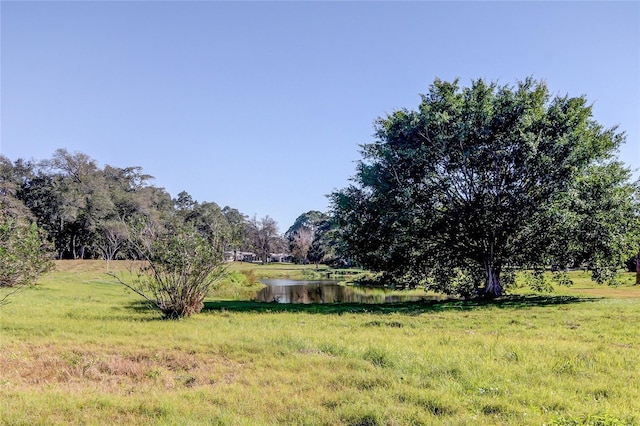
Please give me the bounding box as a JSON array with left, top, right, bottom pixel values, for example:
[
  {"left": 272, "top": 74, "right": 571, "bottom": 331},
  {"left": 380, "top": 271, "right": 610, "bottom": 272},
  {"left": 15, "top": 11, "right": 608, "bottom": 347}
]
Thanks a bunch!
[{"left": 2, "top": 1, "right": 639, "bottom": 231}]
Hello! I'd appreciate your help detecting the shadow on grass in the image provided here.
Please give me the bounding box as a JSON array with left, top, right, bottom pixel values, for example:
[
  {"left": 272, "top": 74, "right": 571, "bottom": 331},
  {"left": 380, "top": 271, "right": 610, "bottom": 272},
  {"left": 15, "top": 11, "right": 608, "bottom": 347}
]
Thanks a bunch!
[
  {"left": 203, "top": 294, "right": 599, "bottom": 316},
  {"left": 119, "top": 300, "right": 170, "bottom": 321}
]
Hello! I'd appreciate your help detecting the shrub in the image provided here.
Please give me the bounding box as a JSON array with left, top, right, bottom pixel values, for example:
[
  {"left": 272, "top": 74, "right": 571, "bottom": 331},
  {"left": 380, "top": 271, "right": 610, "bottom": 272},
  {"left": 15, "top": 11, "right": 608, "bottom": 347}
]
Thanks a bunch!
[
  {"left": 0, "top": 213, "right": 54, "bottom": 305},
  {"left": 112, "top": 221, "right": 226, "bottom": 319}
]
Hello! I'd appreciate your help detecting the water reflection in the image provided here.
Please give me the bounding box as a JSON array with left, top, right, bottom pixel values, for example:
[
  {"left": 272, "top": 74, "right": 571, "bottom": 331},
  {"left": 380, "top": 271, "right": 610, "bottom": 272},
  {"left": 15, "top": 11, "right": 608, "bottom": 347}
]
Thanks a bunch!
[{"left": 256, "top": 279, "right": 441, "bottom": 304}]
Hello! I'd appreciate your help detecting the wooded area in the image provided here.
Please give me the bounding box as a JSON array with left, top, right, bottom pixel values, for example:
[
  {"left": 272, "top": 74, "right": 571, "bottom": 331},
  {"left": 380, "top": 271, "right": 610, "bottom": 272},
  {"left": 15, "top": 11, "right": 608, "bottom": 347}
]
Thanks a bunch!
[{"left": 0, "top": 149, "right": 336, "bottom": 264}]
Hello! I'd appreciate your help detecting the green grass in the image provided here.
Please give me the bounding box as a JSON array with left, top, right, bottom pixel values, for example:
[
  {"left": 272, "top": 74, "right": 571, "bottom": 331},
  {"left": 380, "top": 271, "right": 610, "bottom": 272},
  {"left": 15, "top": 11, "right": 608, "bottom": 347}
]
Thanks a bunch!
[{"left": 1, "top": 260, "right": 639, "bottom": 425}]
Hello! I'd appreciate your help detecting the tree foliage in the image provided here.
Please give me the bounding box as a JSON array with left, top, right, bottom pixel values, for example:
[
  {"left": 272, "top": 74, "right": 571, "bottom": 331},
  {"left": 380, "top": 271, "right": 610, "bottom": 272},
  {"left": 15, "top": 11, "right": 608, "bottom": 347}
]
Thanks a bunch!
[
  {"left": 1, "top": 156, "right": 55, "bottom": 305},
  {"left": 0, "top": 213, "right": 54, "bottom": 305},
  {"left": 249, "top": 215, "right": 284, "bottom": 263},
  {"left": 331, "top": 78, "right": 638, "bottom": 298},
  {"left": 222, "top": 206, "right": 251, "bottom": 261},
  {"left": 286, "top": 211, "right": 327, "bottom": 264},
  {"left": 3, "top": 150, "right": 275, "bottom": 264},
  {"left": 14, "top": 149, "right": 173, "bottom": 260}
]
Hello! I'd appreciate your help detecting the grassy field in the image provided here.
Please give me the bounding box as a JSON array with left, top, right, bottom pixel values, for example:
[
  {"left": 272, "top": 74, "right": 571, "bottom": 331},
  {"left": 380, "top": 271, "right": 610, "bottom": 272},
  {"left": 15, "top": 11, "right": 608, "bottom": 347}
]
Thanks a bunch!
[{"left": 1, "top": 260, "right": 639, "bottom": 425}]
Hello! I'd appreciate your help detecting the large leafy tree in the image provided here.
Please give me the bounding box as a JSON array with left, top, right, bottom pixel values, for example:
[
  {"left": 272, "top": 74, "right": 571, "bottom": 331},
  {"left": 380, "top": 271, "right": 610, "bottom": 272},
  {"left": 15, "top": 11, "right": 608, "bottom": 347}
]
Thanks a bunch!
[{"left": 331, "top": 78, "right": 638, "bottom": 298}]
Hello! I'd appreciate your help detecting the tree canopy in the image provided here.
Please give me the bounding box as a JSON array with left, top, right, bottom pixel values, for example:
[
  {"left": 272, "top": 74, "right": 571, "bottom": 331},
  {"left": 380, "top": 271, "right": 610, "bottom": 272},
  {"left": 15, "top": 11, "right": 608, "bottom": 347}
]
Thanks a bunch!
[{"left": 331, "top": 78, "right": 639, "bottom": 298}]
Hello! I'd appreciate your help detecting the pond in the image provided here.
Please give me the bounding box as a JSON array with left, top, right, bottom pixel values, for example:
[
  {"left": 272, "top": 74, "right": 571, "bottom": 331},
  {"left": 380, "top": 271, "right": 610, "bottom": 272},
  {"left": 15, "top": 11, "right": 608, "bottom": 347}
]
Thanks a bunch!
[{"left": 256, "top": 279, "right": 443, "bottom": 304}]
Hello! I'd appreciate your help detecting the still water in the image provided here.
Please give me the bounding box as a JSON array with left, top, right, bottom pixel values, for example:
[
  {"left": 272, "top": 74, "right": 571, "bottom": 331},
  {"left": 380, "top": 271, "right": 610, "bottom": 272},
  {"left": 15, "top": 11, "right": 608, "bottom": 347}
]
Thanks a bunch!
[{"left": 256, "top": 279, "right": 440, "bottom": 304}]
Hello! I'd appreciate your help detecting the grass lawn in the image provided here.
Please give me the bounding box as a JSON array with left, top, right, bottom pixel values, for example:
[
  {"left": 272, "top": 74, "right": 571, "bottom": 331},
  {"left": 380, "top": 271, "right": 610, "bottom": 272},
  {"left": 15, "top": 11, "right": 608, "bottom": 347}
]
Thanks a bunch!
[{"left": 1, "top": 260, "right": 638, "bottom": 425}]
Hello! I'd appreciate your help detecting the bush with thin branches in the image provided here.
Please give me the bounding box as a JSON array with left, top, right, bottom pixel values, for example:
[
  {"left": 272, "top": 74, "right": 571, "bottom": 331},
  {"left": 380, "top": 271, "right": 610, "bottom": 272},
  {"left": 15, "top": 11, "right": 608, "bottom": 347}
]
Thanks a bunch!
[{"left": 112, "top": 221, "right": 226, "bottom": 319}]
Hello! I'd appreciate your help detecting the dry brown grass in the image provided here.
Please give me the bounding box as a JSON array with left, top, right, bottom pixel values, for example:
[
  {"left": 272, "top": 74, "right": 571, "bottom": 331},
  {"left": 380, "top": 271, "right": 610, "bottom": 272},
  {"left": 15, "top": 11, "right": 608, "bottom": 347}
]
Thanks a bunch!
[{"left": 1, "top": 343, "right": 242, "bottom": 394}]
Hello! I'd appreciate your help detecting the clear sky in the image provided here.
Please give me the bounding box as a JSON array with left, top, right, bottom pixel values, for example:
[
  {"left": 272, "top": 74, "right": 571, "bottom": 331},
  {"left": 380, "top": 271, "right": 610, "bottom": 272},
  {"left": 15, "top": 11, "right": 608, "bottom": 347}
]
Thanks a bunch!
[{"left": 2, "top": 1, "right": 638, "bottom": 231}]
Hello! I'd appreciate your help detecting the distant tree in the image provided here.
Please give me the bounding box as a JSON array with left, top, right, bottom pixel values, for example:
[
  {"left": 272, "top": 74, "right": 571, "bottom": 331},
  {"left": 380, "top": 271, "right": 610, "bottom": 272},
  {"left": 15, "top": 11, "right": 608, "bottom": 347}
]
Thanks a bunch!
[
  {"left": 222, "top": 206, "right": 250, "bottom": 261},
  {"left": 133, "top": 186, "right": 174, "bottom": 223},
  {"left": 111, "top": 219, "right": 226, "bottom": 319},
  {"left": 286, "top": 211, "right": 330, "bottom": 264},
  {"left": 250, "top": 216, "right": 281, "bottom": 263},
  {"left": 290, "top": 227, "right": 313, "bottom": 264},
  {"left": 307, "top": 217, "right": 338, "bottom": 267},
  {"left": 187, "top": 201, "right": 232, "bottom": 251},
  {"left": 0, "top": 156, "right": 35, "bottom": 219},
  {"left": 95, "top": 220, "right": 129, "bottom": 272},
  {"left": 174, "top": 190, "right": 196, "bottom": 216},
  {"left": 286, "top": 211, "right": 328, "bottom": 236},
  {"left": 331, "top": 78, "right": 638, "bottom": 298},
  {"left": 103, "top": 165, "right": 155, "bottom": 221},
  {"left": 103, "top": 165, "right": 153, "bottom": 192}
]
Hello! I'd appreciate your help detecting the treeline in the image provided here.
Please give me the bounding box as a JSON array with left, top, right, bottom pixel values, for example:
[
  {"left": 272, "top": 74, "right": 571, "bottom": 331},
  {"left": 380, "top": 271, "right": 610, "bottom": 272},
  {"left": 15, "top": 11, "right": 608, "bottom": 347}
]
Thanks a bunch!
[{"left": 0, "top": 148, "right": 335, "bottom": 264}]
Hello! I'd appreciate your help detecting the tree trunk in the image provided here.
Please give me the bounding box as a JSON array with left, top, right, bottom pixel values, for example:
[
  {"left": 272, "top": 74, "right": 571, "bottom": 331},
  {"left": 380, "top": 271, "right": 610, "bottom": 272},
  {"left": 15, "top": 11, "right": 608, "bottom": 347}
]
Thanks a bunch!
[
  {"left": 636, "top": 249, "right": 640, "bottom": 285},
  {"left": 483, "top": 262, "right": 503, "bottom": 298},
  {"left": 72, "top": 235, "right": 78, "bottom": 260}
]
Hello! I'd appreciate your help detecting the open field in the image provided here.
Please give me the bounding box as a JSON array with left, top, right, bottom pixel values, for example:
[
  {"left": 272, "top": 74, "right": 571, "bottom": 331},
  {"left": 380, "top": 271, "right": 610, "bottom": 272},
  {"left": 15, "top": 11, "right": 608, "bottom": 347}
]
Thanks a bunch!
[{"left": 1, "top": 261, "right": 639, "bottom": 425}]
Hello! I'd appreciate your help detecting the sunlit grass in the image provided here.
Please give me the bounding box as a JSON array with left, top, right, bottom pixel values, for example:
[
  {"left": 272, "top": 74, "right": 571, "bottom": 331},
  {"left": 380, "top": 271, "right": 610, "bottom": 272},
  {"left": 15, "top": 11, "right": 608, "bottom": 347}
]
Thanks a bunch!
[{"left": 1, "top": 261, "right": 638, "bottom": 425}]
